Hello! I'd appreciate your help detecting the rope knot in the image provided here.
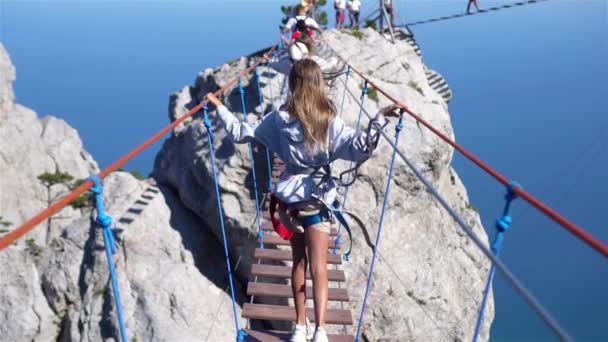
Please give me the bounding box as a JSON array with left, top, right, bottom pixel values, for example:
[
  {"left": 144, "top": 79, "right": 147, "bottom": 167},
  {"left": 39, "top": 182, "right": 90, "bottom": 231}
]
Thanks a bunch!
[
  {"left": 89, "top": 175, "right": 103, "bottom": 195},
  {"left": 96, "top": 213, "right": 112, "bottom": 229},
  {"left": 237, "top": 329, "right": 248, "bottom": 342},
  {"left": 496, "top": 215, "right": 512, "bottom": 232},
  {"left": 203, "top": 102, "right": 212, "bottom": 129},
  {"left": 505, "top": 181, "right": 521, "bottom": 202},
  {"left": 395, "top": 121, "right": 404, "bottom": 133}
]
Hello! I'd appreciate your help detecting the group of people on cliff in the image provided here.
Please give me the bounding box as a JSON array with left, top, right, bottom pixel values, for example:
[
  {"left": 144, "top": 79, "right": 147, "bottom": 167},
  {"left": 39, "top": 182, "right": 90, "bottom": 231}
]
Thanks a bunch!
[{"left": 203, "top": 3, "right": 403, "bottom": 342}]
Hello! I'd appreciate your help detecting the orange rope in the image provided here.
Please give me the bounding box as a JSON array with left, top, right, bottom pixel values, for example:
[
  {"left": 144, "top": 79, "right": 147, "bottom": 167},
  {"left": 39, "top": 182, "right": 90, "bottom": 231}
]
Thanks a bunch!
[
  {"left": 0, "top": 40, "right": 280, "bottom": 252},
  {"left": 325, "top": 42, "right": 608, "bottom": 258}
]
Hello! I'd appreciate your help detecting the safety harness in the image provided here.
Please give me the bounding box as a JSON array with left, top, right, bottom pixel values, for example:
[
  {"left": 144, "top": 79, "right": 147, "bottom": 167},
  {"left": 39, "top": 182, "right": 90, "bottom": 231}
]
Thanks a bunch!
[{"left": 268, "top": 116, "right": 386, "bottom": 259}]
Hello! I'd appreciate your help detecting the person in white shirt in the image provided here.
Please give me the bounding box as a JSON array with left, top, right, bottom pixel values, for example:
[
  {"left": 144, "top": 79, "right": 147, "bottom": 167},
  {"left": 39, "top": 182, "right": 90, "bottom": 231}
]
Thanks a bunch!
[
  {"left": 348, "top": 0, "right": 361, "bottom": 28},
  {"left": 283, "top": 4, "right": 322, "bottom": 36},
  {"left": 334, "top": 0, "right": 347, "bottom": 29},
  {"left": 383, "top": 0, "right": 396, "bottom": 27}
]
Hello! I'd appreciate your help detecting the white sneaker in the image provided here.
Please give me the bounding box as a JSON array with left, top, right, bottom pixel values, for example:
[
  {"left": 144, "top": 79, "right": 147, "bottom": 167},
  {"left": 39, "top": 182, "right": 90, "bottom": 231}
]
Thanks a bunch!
[
  {"left": 305, "top": 317, "right": 314, "bottom": 340},
  {"left": 289, "top": 323, "right": 307, "bottom": 342},
  {"left": 312, "top": 326, "right": 329, "bottom": 342}
]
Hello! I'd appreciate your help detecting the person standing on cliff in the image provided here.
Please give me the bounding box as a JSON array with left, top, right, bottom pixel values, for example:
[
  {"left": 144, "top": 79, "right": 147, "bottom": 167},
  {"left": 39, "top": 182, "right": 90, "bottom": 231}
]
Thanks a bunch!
[
  {"left": 348, "top": 0, "right": 361, "bottom": 28},
  {"left": 384, "top": 0, "right": 396, "bottom": 27},
  {"left": 467, "top": 0, "right": 482, "bottom": 14},
  {"left": 334, "top": 0, "right": 347, "bottom": 29},
  {"left": 205, "top": 59, "right": 399, "bottom": 342}
]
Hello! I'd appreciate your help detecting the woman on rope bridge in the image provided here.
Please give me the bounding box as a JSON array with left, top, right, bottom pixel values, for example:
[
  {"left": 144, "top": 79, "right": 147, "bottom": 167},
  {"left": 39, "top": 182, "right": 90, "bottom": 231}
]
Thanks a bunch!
[
  {"left": 282, "top": 22, "right": 316, "bottom": 62},
  {"left": 283, "top": 4, "right": 323, "bottom": 41},
  {"left": 206, "top": 59, "right": 400, "bottom": 342}
]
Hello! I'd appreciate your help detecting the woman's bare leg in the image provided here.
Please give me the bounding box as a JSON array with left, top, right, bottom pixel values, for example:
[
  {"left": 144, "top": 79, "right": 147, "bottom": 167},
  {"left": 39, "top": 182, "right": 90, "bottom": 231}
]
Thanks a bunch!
[
  {"left": 306, "top": 226, "right": 329, "bottom": 327},
  {"left": 290, "top": 233, "right": 307, "bottom": 325}
]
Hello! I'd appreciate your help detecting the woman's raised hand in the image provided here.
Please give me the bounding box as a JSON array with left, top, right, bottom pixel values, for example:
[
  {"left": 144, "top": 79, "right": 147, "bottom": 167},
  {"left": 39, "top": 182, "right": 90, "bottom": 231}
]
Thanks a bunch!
[
  {"left": 380, "top": 104, "right": 404, "bottom": 118},
  {"left": 205, "top": 92, "right": 223, "bottom": 108}
]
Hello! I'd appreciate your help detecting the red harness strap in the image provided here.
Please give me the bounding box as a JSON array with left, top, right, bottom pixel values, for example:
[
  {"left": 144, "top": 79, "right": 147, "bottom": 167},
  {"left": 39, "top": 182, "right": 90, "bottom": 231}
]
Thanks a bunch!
[{"left": 269, "top": 194, "right": 298, "bottom": 240}]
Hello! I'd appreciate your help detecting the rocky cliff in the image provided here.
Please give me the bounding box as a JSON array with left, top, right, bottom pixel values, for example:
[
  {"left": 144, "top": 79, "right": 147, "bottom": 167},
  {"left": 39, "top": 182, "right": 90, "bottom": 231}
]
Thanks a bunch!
[
  {"left": 154, "top": 28, "right": 494, "bottom": 341},
  {"left": 0, "top": 44, "right": 238, "bottom": 341}
]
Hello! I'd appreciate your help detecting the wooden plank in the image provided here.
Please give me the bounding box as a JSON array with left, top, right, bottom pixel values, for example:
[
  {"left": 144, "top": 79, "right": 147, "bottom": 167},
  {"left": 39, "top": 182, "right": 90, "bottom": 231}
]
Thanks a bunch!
[
  {"left": 251, "top": 264, "right": 346, "bottom": 282},
  {"left": 254, "top": 248, "right": 342, "bottom": 265},
  {"left": 244, "top": 329, "right": 354, "bottom": 342},
  {"left": 262, "top": 234, "right": 337, "bottom": 249},
  {"left": 247, "top": 282, "right": 349, "bottom": 301},
  {"left": 261, "top": 222, "right": 338, "bottom": 236},
  {"left": 242, "top": 303, "right": 353, "bottom": 325}
]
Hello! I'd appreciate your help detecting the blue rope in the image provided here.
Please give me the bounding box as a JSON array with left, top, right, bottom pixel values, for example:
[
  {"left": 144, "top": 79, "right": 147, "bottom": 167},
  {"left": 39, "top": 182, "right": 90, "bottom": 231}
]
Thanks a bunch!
[
  {"left": 239, "top": 78, "right": 263, "bottom": 249},
  {"left": 355, "top": 112, "right": 404, "bottom": 342},
  {"left": 335, "top": 78, "right": 367, "bottom": 255},
  {"left": 89, "top": 175, "right": 128, "bottom": 342},
  {"left": 203, "top": 104, "right": 247, "bottom": 341},
  {"left": 338, "top": 66, "right": 351, "bottom": 119},
  {"left": 255, "top": 66, "right": 274, "bottom": 197},
  {"left": 472, "top": 181, "right": 521, "bottom": 342},
  {"left": 341, "top": 83, "right": 572, "bottom": 341}
]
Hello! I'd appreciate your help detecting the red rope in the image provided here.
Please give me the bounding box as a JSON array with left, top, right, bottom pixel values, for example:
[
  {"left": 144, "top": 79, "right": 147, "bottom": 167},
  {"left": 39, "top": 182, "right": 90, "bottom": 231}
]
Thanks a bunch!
[
  {"left": 327, "top": 44, "right": 608, "bottom": 258},
  {"left": 0, "top": 41, "right": 280, "bottom": 252}
]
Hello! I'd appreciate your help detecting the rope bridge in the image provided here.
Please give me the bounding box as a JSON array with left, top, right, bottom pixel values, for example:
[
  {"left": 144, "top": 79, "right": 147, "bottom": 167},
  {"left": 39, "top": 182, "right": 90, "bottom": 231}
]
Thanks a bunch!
[
  {"left": 1, "top": 29, "right": 606, "bottom": 342},
  {"left": 399, "top": 0, "right": 550, "bottom": 27}
]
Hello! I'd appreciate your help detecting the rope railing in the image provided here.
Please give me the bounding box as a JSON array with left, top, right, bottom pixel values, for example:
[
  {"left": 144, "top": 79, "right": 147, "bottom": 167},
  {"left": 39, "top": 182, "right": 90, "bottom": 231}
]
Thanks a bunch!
[
  {"left": 339, "top": 79, "right": 572, "bottom": 341},
  {"left": 0, "top": 40, "right": 281, "bottom": 252},
  {"left": 323, "top": 41, "right": 608, "bottom": 259}
]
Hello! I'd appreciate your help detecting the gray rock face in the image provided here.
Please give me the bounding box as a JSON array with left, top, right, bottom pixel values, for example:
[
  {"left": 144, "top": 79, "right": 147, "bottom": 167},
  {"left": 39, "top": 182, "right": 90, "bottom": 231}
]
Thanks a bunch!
[
  {"left": 0, "top": 45, "right": 15, "bottom": 113},
  {"left": 155, "top": 28, "right": 494, "bottom": 341},
  {"left": 39, "top": 173, "right": 241, "bottom": 342},
  {"left": 1, "top": 44, "right": 239, "bottom": 341},
  {"left": 0, "top": 44, "right": 99, "bottom": 342}
]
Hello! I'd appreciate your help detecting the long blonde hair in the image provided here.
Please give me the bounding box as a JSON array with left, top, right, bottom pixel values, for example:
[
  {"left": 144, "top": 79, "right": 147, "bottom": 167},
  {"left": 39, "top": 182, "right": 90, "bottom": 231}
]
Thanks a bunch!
[{"left": 286, "top": 59, "right": 336, "bottom": 152}]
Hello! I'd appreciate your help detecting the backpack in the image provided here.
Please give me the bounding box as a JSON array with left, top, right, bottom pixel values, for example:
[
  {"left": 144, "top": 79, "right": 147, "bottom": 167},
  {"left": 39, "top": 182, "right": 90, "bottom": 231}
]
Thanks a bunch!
[{"left": 295, "top": 17, "right": 311, "bottom": 35}]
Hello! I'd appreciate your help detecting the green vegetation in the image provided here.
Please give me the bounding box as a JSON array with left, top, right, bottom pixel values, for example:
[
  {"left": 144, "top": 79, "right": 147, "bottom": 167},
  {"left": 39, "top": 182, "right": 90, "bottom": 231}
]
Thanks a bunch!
[
  {"left": 93, "top": 287, "right": 107, "bottom": 298},
  {"left": 69, "top": 179, "right": 92, "bottom": 209},
  {"left": 465, "top": 202, "right": 478, "bottom": 212},
  {"left": 407, "top": 290, "right": 427, "bottom": 306},
  {"left": 364, "top": 20, "right": 377, "bottom": 30},
  {"left": 37, "top": 172, "right": 74, "bottom": 187},
  {"left": 0, "top": 216, "right": 11, "bottom": 234},
  {"left": 316, "top": 11, "right": 328, "bottom": 26},
  {"left": 367, "top": 87, "right": 379, "bottom": 102},
  {"left": 116, "top": 168, "right": 146, "bottom": 180},
  {"left": 25, "top": 238, "right": 43, "bottom": 258},
  {"left": 0, "top": 216, "right": 12, "bottom": 228},
  {"left": 344, "top": 28, "right": 364, "bottom": 40},
  {"left": 358, "top": 82, "right": 379, "bottom": 102},
  {"left": 408, "top": 81, "right": 424, "bottom": 96},
  {"left": 129, "top": 170, "right": 145, "bottom": 180}
]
